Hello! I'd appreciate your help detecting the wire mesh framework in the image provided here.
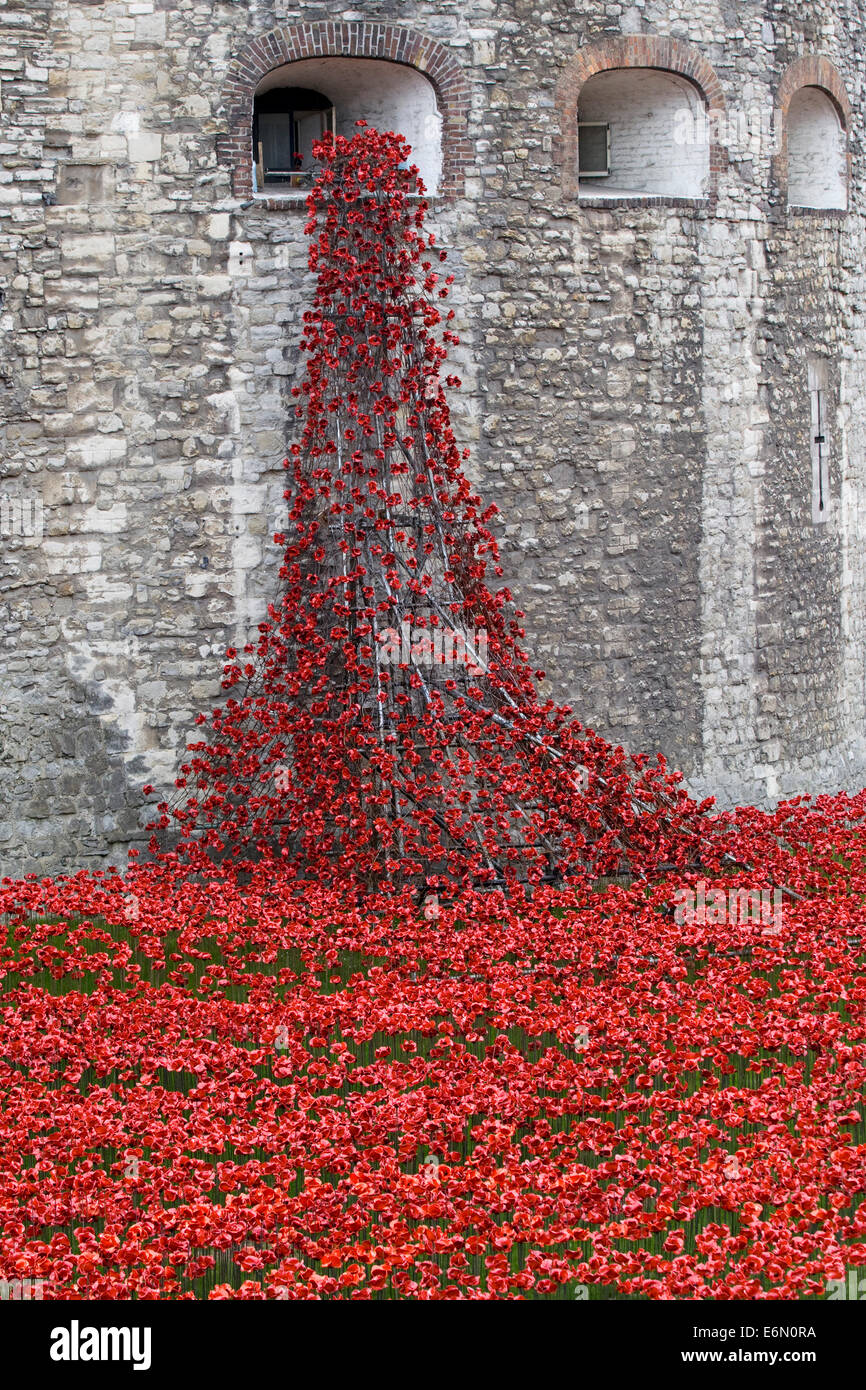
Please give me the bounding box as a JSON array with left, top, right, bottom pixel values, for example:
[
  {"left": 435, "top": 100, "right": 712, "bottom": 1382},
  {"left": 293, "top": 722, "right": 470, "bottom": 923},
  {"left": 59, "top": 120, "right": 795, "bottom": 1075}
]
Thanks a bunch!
[{"left": 152, "top": 126, "right": 710, "bottom": 893}]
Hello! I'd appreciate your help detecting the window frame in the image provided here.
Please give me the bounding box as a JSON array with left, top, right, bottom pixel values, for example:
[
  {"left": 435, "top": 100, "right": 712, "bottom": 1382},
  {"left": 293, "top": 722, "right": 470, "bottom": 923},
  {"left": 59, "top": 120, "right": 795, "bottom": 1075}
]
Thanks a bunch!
[{"left": 577, "top": 121, "right": 611, "bottom": 178}]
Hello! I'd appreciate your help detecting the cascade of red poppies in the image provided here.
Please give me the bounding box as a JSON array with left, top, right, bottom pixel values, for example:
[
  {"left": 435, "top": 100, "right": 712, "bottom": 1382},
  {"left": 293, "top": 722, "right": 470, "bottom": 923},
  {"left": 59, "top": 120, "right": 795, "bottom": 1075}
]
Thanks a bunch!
[{"left": 150, "top": 126, "right": 713, "bottom": 892}]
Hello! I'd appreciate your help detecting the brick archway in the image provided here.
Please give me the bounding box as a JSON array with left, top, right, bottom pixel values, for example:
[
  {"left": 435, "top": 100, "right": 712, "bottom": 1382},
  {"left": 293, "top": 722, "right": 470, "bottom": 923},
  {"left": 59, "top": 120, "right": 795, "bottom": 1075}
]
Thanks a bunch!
[
  {"left": 774, "top": 56, "right": 851, "bottom": 208},
  {"left": 556, "top": 36, "right": 726, "bottom": 203},
  {"left": 218, "top": 22, "right": 471, "bottom": 200},
  {"left": 777, "top": 56, "right": 851, "bottom": 128}
]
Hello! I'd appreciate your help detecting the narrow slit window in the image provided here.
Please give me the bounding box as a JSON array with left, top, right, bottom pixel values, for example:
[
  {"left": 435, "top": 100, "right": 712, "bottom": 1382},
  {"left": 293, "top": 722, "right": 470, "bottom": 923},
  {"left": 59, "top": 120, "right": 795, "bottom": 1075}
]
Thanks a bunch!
[{"left": 808, "top": 360, "right": 830, "bottom": 524}]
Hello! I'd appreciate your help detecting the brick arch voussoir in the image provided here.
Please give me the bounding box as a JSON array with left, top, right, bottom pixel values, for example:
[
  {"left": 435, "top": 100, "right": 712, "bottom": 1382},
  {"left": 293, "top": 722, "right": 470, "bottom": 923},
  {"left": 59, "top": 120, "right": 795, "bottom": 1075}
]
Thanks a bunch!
[
  {"left": 560, "top": 36, "right": 726, "bottom": 111},
  {"left": 776, "top": 55, "right": 852, "bottom": 128},
  {"left": 218, "top": 22, "right": 472, "bottom": 199}
]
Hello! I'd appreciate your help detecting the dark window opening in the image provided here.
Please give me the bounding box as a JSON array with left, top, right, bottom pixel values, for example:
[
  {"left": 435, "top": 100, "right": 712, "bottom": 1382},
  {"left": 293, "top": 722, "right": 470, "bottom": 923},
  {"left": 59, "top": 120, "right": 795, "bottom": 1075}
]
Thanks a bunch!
[{"left": 252, "top": 86, "right": 335, "bottom": 190}]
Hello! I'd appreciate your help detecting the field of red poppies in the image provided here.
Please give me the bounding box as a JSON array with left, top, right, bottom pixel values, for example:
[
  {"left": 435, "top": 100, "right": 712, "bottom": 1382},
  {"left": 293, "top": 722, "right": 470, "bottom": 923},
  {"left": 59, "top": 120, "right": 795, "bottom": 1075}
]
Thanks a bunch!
[{"left": 2, "top": 791, "right": 865, "bottom": 1300}]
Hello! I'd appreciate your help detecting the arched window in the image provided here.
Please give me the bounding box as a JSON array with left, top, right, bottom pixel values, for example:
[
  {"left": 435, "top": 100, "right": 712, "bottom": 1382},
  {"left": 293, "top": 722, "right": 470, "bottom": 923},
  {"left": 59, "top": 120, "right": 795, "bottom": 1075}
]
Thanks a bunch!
[
  {"left": 251, "top": 58, "right": 443, "bottom": 195},
  {"left": 787, "top": 87, "right": 847, "bottom": 210},
  {"left": 557, "top": 37, "right": 725, "bottom": 202},
  {"left": 221, "top": 24, "right": 470, "bottom": 201},
  {"left": 577, "top": 68, "right": 709, "bottom": 199}
]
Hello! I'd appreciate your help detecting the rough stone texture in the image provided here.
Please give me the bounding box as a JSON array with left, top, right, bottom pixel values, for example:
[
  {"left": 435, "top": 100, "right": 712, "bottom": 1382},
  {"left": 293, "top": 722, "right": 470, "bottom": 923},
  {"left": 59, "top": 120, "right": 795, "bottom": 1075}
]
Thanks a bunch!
[{"left": 2, "top": 0, "right": 866, "bottom": 873}]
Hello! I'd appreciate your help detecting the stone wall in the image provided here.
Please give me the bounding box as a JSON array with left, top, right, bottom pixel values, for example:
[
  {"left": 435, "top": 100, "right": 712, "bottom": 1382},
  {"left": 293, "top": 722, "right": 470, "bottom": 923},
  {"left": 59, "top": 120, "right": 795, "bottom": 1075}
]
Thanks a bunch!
[{"left": 2, "top": 0, "right": 866, "bottom": 873}]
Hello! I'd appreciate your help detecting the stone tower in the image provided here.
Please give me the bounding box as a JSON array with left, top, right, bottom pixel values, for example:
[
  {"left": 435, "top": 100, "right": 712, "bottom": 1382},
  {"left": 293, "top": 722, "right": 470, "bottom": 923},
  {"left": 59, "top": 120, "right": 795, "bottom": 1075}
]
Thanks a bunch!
[{"left": 2, "top": 0, "right": 866, "bottom": 874}]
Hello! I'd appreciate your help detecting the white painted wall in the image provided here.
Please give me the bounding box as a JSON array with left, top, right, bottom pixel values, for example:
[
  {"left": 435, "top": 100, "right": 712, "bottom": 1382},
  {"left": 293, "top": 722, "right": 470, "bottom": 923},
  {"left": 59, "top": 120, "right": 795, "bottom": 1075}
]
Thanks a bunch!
[
  {"left": 255, "top": 57, "right": 442, "bottom": 194},
  {"left": 787, "top": 87, "right": 847, "bottom": 210},
  {"left": 578, "top": 68, "right": 709, "bottom": 199}
]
